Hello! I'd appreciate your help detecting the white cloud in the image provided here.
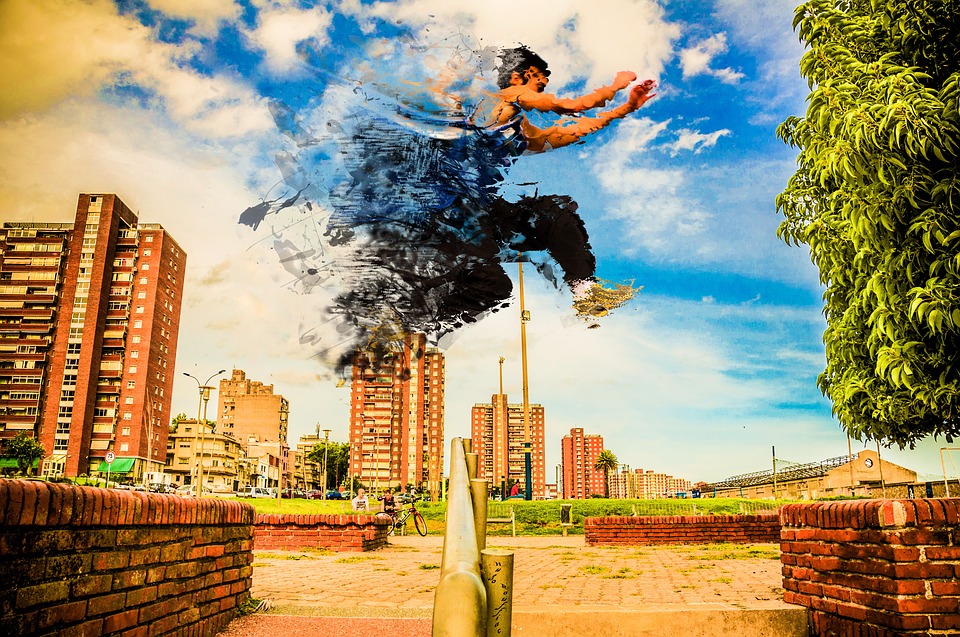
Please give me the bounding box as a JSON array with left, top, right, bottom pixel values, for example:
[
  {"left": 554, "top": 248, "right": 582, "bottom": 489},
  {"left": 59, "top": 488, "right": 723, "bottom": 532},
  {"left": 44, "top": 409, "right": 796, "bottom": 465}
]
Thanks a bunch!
[
  {"left": 666, "top": 127, "right": 731, "bottom": 155},
  {"left": 0, "top": 0, "right": 272, "bottom": 138},
  {"left": 679, "top": 33, "right": 744, "bottom": 84},
  {"left": 146, "top": 0, "right": 241, "bottom": 36},
  {"left": 244, "top": 5, "right": 335, "bottom": 74},
  {"left": 355, "top": 0, "right": 680, "bottom": 92}
]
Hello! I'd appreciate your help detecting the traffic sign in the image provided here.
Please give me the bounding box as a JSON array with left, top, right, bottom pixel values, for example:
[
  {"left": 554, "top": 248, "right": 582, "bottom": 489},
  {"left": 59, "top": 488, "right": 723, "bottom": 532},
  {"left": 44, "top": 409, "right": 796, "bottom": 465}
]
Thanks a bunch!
[{"left": 105, "top": 451, "right": 116, "bottom": 463}]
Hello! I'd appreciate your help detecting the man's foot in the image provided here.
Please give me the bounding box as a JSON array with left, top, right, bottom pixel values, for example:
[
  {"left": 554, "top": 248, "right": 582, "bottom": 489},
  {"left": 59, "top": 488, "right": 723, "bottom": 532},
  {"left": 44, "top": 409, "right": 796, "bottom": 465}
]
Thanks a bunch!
[{"left": 571, "top": 279, "right": 641, "bottom": 319}]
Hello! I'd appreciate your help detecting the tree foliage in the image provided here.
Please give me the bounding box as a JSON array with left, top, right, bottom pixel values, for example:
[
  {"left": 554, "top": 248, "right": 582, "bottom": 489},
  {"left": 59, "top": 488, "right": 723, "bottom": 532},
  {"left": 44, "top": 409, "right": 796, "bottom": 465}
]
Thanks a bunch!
[
  {"left": 593, "top": 449, "right": 619, "bottom": 498},
  {"left": 3, "top": 432, "right": 45, "bottom": 474},
  {"left": 777, "top": 0, "right": 960, "bottom": 447},
  {"left": 307, "top": 440, "right": 350, "bottom": 489}
]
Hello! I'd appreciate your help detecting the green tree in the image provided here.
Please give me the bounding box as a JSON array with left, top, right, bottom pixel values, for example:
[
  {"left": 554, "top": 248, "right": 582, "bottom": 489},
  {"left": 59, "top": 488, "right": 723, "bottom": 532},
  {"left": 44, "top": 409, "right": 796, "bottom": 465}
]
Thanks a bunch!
[
  {"left": 307, "top": 440, "right": 350, "bottom": 490},
  {"left": 777, "top": 0, "right": 960, "bottom": 447},
  {"left": 3, "top": 431, "right": 45, "bottom": 475},
  {"left": 593, "top": 450, "right": 618, "bottom": 498}
]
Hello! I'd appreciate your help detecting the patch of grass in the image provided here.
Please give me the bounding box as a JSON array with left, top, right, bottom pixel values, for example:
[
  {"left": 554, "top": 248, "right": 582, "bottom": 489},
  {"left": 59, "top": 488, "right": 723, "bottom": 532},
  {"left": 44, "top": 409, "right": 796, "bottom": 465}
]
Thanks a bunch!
[
  {"left": 710, "top": 577, "right": 734, "bottom": 584},
  {"left": 251, "top": 562, "right": 268, "bottom": 568},
  {"left": 396, "top": 571, "right": 408, "bottom": 576},
  {"left": 335, "top": 555, "right": 383, "bottom": 564},
  {"left": 256, "top": 552, "right": 309, "bottom": 560},
  {"left": 419, "top": 564, "right": 439, "bottom": 570},
  {"left": 580, "top": 565, "right": 610, "bottom": 575},
  {"left": 602, "top": 572, "right": 636, "bottom": 579},
  {"left": 539, "top": 583, "right": 563, "bottom": 589},
  {"left": 237, "top": 597, "right": 264, "bottom": 616},
  {"left": 687, "top": 544, "right": 780, "bottom": 561},
  {"left": 374, "top": 567, "right": 392, "bottom": 571}
]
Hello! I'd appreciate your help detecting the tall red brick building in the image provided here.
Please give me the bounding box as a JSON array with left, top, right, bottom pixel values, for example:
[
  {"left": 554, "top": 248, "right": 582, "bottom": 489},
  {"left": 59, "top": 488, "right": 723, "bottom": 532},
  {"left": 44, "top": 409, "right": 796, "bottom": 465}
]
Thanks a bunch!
[
  {"left": 348, "top": 334, "right": 445, "bottom": 497},
  {"left": 471, "top": 395, "right": 546, "bottom": 498},
  {"left": 561, "top": 427, "right": 605, "bottom": 499},
  {"left": 0, "top": 194, "right": 185, "bottom": 479}
]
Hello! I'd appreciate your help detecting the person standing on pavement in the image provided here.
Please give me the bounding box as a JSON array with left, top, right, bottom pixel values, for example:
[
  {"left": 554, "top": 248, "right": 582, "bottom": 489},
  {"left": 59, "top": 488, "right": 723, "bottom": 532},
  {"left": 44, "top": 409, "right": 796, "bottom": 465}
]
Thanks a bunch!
[{"left": 352, "top": 488, "right": 369, "bottom": 511}]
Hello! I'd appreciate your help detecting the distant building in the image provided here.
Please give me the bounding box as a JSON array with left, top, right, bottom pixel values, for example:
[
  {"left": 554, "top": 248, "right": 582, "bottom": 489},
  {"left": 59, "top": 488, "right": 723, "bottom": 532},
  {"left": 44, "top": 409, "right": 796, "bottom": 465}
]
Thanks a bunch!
[
  {"left": 164, "top": 418, "right": 244, "bottom": 492},
  {"left": 0, "top": 193, "right": 185, "bottom": 479},
  {"left": 610, "top": 468, "right": 692, "bottom": 499},
  {"left": 216, "top": 369, "right": 290, "bottom": 488},
  {"left": 560, "top": 427, "right": 605, "bottom": 499},
  {"left": 348, "top": 334, "right": 445, "bottom": 496},
  {"left": 706, "top": 449, "right": 916, "bottom": 499},
  {"left": 471, "top": 394, "right": 546, "bottom": 498}
]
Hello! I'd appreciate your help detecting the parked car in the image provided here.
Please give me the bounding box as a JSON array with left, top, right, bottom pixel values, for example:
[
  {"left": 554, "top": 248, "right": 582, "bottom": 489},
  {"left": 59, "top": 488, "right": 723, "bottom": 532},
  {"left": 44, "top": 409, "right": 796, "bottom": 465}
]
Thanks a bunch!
[
  {"left": 325, "top": 490, "right": 345, "bottom": 500},
  {"left": 175, "top": 484, "right": 212, "bottom": 497},
  {"left": 239, "top": 486, "right": 273, "bottom": 499},
  {"left": 147, "top": 482, "right": 175, "bottom": 493},
  {"left": 306, "top": 489, "right": 324, "bottom": 499}
]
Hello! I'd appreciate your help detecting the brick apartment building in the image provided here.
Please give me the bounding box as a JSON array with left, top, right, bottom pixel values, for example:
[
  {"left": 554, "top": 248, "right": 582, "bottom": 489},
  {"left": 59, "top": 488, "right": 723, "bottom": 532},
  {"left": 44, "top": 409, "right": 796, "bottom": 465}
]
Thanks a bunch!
[
  {"left": 349, "top": 334, "right": 445, "bottom": 497},
  {"left": 0, "top": 193, "right": 185, "bottom": 479},
  {"left": 560, "top": 427, "right": 605, "bottom": 499},
  {"left": 217, "top": 369, "right": 290, "bottom": 488},
  {"left": 471, "top": 394, "right": 546, "bottom": 498}
]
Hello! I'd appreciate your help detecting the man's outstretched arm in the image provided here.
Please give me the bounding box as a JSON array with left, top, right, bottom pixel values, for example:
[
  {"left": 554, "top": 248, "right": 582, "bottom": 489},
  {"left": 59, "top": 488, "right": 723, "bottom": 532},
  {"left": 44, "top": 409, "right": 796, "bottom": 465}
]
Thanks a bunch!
[
  {"left": 522, "top": 80, "right": 657, "bottom": 152},
  {"left": 517, "top": 71, "right": 638, "bottom": 115}
]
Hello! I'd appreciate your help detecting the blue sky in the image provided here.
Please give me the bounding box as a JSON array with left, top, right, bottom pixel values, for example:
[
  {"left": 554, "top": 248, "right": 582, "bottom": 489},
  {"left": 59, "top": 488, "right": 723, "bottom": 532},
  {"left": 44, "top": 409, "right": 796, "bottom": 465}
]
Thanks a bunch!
[{"left": 1, "top": 0, "right": 953, "bottom": 482}]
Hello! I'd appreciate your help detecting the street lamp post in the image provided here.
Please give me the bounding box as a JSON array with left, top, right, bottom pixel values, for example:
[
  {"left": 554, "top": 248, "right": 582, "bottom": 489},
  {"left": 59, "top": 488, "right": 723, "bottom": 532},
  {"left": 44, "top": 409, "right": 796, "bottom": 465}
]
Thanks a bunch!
[
  {"left": 518, "top": 257, "right": 532, "bottom": 501},
  {"left": 183, "top": 370, "right": 226, "bottom": 497},
  {"left": 322, "top": 428, "right": 331, "bottom": 499}
]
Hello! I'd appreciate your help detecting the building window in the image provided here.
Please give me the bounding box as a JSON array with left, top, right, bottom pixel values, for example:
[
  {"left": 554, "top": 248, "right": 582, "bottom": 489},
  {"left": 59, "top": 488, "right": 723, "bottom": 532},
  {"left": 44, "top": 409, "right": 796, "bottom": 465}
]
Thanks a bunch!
[
  {"left": 127, "top": 381, "right": 135, "bottom": 389},
  {"left": 139, "top": 277, "right": 148, "bottom": 284},
  {"left": 119, "top": 443, "right": 129, "bottom": 452},
  {"left": 123, "top": 412, "right": 132, "bottom": 420},
  {"left": 136, "top": 306, "right": 144, "bottom": 314},
  {"left": 137, "top": 291, "right": 146, "bottom": 299},
  {"left": 130, "top": 351, "right": 138, "bottom": 359},
  {"left": 128, "top": 366, "right": 137, "bottom": 374},
  {"left": 121, "top": 427, "right": 130, "bottom": 436},
  {"left": 143, "top": 249, "right": 151, "bottom": 256},
  {"left": 133, "top": 320, "right": 142, "bottom": 329},
  {"left": 132, "top": 335, "right": 141, "bottom": 344},
  {"left": 141, "top": 263, "right": 150, "bottom": 271},
  {"left": 125, "top": 397, "right": 134, "bottom": 404}
]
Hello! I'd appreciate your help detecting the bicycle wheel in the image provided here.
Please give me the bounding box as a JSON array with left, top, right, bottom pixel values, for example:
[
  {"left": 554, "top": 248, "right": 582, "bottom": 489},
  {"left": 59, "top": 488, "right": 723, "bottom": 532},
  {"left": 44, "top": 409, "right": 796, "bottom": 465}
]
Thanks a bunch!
[
  {"left": 388, "top": 514, "right": 399, "bottom": 536},
  {"left": 413, "top": 511, "right": 427, "bottom": 536}
]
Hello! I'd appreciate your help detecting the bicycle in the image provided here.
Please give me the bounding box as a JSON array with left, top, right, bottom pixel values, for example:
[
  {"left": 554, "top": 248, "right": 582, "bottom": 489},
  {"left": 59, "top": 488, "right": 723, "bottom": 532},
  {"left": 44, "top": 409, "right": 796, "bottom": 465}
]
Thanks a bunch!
[{"left": 387, "top": 498, "right": 427, "bottom": 536}]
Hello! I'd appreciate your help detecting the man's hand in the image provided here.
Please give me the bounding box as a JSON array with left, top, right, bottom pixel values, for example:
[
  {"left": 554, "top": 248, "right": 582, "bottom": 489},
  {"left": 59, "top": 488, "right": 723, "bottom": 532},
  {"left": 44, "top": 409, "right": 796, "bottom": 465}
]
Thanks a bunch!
[
  {"left": 627, "top": 79, "right": 657, "bottom": 108},
  {"left": 612, "top": 71, "right": 638, "bottom": 91}
]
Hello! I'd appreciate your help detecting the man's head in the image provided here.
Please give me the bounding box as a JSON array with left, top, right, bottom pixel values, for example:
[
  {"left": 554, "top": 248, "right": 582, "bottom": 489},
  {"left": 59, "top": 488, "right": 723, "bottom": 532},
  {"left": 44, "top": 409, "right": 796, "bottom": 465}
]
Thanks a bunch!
[
  {"left": 358, "top": 488, "right": 366, "bottom": 497},
  {"left": 497, "top": 45, "right": 550, "bottom": 90}
]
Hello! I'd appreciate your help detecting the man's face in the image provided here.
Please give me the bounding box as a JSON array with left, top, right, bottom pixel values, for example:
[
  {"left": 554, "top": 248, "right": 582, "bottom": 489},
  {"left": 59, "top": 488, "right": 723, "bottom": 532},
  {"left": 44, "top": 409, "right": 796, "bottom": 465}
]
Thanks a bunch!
[{"left": 523, "top": 66, "right": 549, "bottom": 92}]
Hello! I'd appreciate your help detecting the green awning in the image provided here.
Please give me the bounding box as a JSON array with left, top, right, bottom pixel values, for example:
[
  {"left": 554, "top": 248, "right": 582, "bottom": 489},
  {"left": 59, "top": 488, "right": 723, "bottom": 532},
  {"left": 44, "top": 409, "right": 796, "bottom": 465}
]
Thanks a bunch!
[
  {"left": 0, "top": 458, "right": 40, "bottom": 469},
  {"left": 94, "top": 457, "right": 136, "bottom": 473}
]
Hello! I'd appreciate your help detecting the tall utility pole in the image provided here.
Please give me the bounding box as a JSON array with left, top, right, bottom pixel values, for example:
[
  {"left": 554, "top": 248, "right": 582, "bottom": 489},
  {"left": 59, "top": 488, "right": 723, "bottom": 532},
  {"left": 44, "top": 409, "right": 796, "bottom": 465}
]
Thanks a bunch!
[
  {"left": 518, "top": 258, "right": 532, "bottom": 501},
  {"left": 322, "top": 428, "right": 331, "bottom": 499}
]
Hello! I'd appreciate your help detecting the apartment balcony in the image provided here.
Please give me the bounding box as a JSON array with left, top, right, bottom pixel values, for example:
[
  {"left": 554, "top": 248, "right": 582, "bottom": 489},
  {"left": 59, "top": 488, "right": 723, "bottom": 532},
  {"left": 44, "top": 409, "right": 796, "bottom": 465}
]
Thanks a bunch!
[{"left": 98, "top": 368, "right": 122, "bottom": 379}]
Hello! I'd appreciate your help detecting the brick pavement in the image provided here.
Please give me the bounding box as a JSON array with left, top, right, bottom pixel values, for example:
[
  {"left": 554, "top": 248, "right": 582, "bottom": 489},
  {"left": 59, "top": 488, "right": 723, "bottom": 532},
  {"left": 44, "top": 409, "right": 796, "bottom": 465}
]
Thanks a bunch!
[{"left": 248, "top": 535, "right": 790, "bottom": 615}]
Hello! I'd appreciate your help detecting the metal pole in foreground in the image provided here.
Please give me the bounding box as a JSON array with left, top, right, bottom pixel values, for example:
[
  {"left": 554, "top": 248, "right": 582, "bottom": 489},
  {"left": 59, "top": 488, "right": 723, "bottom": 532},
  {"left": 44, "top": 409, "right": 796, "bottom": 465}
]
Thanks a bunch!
[
  {"left": 481, "top": 549, "right": 514, "bottom": 637},
  {"left": 518, "top": 258, "right": 532, "bottom": 501}
]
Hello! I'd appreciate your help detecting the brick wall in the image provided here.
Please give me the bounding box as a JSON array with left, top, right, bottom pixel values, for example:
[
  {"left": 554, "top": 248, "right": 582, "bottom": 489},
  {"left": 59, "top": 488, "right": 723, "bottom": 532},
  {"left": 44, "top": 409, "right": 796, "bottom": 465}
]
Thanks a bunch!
[
  {"left": 584, "top": 513, "right": 781, "bottom": 545},
  {"left": 0, "top": 479, "right": 255, "bottom": 637},
  {"left": 254, "top": 513, "right": 391, "bottom": 552},
  {"left": 781, "top": 499, "right": 960, "bottom": 635}
]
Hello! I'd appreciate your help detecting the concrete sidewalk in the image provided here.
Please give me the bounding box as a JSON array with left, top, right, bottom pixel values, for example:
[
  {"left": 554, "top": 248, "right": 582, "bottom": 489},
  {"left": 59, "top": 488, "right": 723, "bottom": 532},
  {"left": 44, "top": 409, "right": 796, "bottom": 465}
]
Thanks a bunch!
[{"left": 220, "top": 535, "right": 806, "bottom": 636}]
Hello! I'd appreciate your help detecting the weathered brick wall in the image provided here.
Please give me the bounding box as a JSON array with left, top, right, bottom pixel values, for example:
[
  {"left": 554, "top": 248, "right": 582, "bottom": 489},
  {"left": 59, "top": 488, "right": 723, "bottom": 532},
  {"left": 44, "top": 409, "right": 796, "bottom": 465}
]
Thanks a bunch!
[
  {"left": 584, "top": 513, "right": 781, "bottom": 545},
  {"left": 254, "top": 513, "right": 391, "bottom": 551},
  {"left": 0, "top": 479, "right": 255, "bottom": 637},
  {"left": 781, "top": 499, "right": 960, "bottom": 635}
]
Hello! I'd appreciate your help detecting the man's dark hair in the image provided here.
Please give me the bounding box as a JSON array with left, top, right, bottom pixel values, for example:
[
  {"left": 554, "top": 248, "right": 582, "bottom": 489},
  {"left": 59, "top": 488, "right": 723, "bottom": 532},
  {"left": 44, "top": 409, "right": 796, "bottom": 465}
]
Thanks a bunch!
[{"left": 497, "top": 45, "right": 550, "bottom": 89}]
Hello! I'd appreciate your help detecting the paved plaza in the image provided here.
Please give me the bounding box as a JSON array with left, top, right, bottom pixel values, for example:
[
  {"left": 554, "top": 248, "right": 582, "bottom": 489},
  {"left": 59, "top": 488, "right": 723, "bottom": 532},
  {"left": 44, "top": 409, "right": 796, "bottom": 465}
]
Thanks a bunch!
[{"left": 221, "top": 534, "right": 803, "bottom": 636}]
